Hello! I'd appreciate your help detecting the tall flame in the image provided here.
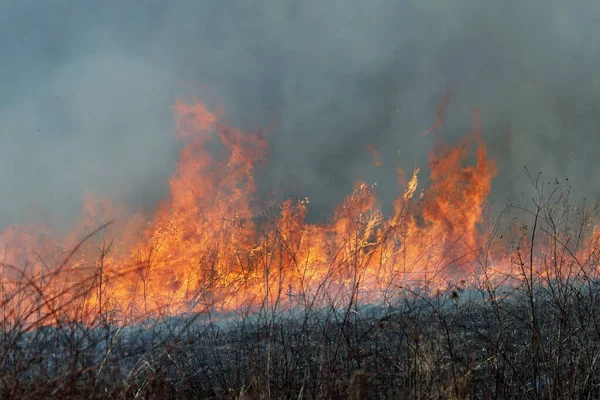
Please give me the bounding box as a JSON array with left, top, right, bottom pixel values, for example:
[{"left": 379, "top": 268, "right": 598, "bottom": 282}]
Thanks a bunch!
[{"left": 4, "top": 96, "right": 571, "bottom": 327}]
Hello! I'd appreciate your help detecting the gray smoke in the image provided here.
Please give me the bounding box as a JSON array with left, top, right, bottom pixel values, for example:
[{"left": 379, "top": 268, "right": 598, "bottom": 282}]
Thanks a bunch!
[{"left": 1, "top": 0, "right": 599, "bottom": 230}]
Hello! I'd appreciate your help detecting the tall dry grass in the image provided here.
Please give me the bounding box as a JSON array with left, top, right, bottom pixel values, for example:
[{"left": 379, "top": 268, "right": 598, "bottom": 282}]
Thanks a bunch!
[{"left": 2, "top": 178, "right": 600, "bottom": 399}]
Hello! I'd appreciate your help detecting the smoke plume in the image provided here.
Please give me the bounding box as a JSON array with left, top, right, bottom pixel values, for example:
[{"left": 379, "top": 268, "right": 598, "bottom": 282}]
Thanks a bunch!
[{"left": 1, "top": 0, "right": 598, "bottom": 229}]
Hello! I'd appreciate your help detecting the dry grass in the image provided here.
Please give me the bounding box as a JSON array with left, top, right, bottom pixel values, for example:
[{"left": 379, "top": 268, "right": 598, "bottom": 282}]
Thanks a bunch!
[{"left": 2, "top": 179, "right": 600, "bottom": 399}]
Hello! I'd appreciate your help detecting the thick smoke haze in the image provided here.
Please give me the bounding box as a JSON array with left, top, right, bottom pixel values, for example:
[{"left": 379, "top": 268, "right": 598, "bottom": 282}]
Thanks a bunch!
[{"left": 1, "top": 0, "right": 599, "bottom": 230}]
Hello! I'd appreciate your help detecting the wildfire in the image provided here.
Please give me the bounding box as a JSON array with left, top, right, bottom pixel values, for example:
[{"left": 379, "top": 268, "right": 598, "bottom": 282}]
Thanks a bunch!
[{"left": 1, "top": 96, "right": 596, "bottom": 327}]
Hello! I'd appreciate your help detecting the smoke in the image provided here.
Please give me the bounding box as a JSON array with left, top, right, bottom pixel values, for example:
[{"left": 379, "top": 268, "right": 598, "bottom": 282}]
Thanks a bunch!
[{"left": 1, "top": 0, "right": 599, "bottom": 229}]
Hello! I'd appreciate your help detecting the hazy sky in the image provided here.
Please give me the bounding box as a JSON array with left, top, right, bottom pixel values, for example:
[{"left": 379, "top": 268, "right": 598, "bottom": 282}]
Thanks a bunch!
[{"left": 1, "top": 0, "right": 599, "bottom": 229}]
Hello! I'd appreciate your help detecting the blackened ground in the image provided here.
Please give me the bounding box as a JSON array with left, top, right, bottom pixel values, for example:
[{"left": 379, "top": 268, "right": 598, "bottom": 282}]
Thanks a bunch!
[{"left": 2, "top": 279, "right": 600, "bottom": 399}]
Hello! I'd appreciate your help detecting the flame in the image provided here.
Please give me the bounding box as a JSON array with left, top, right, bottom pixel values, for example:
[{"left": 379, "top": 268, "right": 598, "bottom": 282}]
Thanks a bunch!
[{"left": 1, "top": 96, "right": 597, "bottom": 326}]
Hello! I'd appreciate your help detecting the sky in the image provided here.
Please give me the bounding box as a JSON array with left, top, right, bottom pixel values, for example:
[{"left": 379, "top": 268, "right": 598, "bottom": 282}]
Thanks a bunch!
[{"left": 1, "top": 0, "right": 599, "bottom": 230}]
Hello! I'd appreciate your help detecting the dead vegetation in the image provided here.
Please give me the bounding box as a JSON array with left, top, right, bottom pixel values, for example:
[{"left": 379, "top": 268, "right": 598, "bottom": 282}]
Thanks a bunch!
[{"left": 2, "top": 179, "right": 600, "bottom": 399}]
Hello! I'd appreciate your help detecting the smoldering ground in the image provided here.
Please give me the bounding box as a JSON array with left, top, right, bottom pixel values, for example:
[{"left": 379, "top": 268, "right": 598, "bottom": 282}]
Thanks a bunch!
[{"left": 1, "top": 0, "right": 599, "bottom": 230}]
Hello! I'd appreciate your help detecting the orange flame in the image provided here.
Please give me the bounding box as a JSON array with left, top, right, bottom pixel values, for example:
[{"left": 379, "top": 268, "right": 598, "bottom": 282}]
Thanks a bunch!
[{"left": 1, "top": 96, "right": 595, "bottom": 327}]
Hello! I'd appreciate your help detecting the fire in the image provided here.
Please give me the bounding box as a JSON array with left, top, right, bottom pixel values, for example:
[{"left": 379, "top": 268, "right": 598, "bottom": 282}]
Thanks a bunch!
[{"left": 1, "top": 96, "right": 594, "bottom": 327}]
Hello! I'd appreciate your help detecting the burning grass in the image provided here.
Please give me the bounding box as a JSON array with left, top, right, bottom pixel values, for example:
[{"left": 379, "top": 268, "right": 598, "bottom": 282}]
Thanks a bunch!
[
  {"left": 3, "top": 245, "right": 600, "bottom": 398},
  {"left": 2, "top": 98, "right": 600, "bottom": 398},
  {"left": 0, "top": 100, "right": 501, "bottom": 324}
]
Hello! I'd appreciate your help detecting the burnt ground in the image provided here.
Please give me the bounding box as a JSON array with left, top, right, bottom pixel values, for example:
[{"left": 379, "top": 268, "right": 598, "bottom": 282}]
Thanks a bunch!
[{"left": 2, "top": 279, "right": 600, "bottom": 399}]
